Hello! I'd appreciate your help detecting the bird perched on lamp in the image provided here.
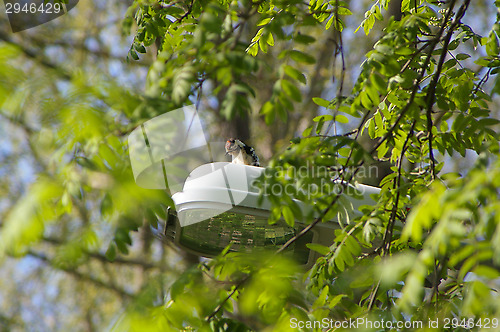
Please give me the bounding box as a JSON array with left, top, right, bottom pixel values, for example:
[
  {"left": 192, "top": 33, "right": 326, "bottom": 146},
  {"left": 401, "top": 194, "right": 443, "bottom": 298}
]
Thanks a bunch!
[{"left": 225, "top": 138, "right": 260, "bottom": 166}]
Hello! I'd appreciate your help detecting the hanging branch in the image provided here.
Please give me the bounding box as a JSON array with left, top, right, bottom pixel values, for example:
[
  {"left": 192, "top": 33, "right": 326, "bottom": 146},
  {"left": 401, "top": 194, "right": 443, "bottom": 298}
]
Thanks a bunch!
[
  {"left": 27, "top": 250, "right": 134, "bottom": 299},
  {"left": 367, "top": 120, "right": 416, "bottom": 310},
  {"left": 424, "top": 0, "right": 471, "bottom": 180},
  {"left": 371, "top": 0, "right": 459, "bottom": 155}
]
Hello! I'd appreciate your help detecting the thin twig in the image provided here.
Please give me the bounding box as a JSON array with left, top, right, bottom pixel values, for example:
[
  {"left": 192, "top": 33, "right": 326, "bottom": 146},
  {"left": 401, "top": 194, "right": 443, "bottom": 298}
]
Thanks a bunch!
[
  {"left": 472, "top": 67, "right": 492, "bottom": 96},
  {"left": 277, "top": 108, "right": 368, "bottom": 254},
  {"left": 371, "top": 0, "right": 460, "bottom": 155},
  {"left": 0, "top": 31, "right": 72, "bottom": 81},
  {"left": 205, "top": 276, "right": 249, "bottom": 321},
  {"left": 381, "top": 120, "right": 416, "bottom": 255},
  {"left": 42, "top": 236, "right": 161, "bottom": 270},
  {"left": 424, "top": 0, "right": 471, "bottom": 180},
  {"left": 177, "top": 0, "right": 195, "bottom": 24},
  {"left": 27, "top": 250, "right": 134, "bottom": 299},
  {"left": 324, "top": 1, "right": 346, "bottom": 138},
  {"left": 368, "top": 120, "right": 416, "bottom": 311}
]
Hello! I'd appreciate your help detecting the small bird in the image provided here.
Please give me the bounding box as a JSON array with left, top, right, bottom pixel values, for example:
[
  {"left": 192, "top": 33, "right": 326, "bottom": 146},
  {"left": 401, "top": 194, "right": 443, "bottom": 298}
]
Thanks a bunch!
[{"left": 225, "top": 138, "right": 260, "bottom": 166}]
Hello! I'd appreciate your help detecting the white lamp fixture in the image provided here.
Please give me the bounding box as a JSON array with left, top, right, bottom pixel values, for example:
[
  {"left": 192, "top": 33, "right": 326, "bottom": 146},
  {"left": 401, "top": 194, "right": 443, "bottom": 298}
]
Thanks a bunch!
[{"left": 160, "top": 162, "right": 381, "bottom": 267}]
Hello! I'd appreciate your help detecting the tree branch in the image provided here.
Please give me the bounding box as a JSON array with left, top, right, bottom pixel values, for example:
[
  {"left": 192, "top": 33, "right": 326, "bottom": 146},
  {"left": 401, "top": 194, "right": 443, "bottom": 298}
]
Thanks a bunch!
[
  {"left": 0, "top": 30, "right": 72, "bottom": 81},
  {"left": 27, "top": 250, "right": 134, "bottom": 299},
  {"left": 368, "top": 120, "right": 416, "bottom": 311},
  {"left": 205, "top": 276, "right": 249, "bottom": 321},
  {"left": 424, "top": 0, "right": 471, "bottom": 180},
  {"left": 42, "top": 236, "right": 161, "bottom": 270},
  {"left": 371, "top": 0, "right": 460, "bottom": 155},
  {"left": 26, "top": 36, "right": 151, "bottom": 67}
]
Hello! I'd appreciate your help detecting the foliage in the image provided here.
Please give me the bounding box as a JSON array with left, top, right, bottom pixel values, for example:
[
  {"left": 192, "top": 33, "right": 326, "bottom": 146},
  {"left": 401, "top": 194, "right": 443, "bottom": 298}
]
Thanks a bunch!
[
  {"left": 1, "top": 0, "right": 500, "bottom": 331},
  {"left": 115, "top": 0, "right": 500, "bottom": 330}
]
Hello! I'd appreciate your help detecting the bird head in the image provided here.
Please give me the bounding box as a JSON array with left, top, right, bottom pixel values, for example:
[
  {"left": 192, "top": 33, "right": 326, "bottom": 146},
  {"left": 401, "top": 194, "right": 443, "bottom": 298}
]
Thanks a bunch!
[{"left": 225, "top": 138, "right": 241, "bottom": 156}]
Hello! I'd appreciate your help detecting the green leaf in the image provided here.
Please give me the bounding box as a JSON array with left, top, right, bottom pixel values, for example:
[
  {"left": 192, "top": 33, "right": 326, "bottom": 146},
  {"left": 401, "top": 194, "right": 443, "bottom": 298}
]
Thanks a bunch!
[
  {"left": 294, "top": 34, "right": 316, "bottom": 44},
  {"left": 363, "top": 14, "right": 375, "bottom": 35},
  {"left": 336, "top": 7, "right": 353, "bottom": 16},
  {"left": 75, "top": 156, "right": 98, "bottom": 170},
  {"left": 326, "top": 15, "right": 345, "bottom": 31},
  {"left": 246, "top": 42, "right": 259, "bottom": 57},
  {"left": 328, "top": 294, "right": 346, "bottom": 309},
  {"left": 284, "top": 65, "right": 307, "bottom": 84},
  {"left": 313, "top": 285, "right": 329, "bottom": 309},
  {"left": 128, "top": 49, "right": 139, "bottom": 61},
  {"left": 282, "top": 205, "right": 295, "bottom": 227},
  {"left": 306, "top": 243, "right": 330, "bottom": 255},
  {"left": 281, "top": 79, "right": 302, "bottom": 102},
  {"left": 478, "top": 118, "right": 500, "bottom": 127},
  {"left": 472, "top": 265, "right": 500, "bottom": 279},
  {"left": 374, "top": 43, "right": 393, "bottom": 55},
  {"left": 257, "top": 17, "right": 272, "bottom": 26},
  {"left": 266, "top": 33, "right": 274, "bottom": 46},
  {"left": 258, "top": 37, "right": 268, "bottom": 53},
  {"left": 134, "top": 44, "right": 147, "bottom": 54},
  {"left": 371, "top": 73, "right": 387, "bottom": 93},
  {"left": 345, "top": 235, "right": 361, "bottom": 256},
  {"left": 105, "top": 244, "right": 116, "bottom": 261},
  {"left": 486, "top": 32, "right": 500, "bottom": 56},
  {"left": 374, "top": 111, "right": 383, "bottom": 131},
  {"left": 289, "top": 50, "right": 316, "bottom": 64},
  {"left": 334, "top": 253, "right": 345, "bottom": 271},
  {"left": 276, "top": 100, "right": 287, "bottom": 122},
  {"left": 456, "top": 53, "right": 471, "bottom": 60},
  {"left": 313, "top": 114, "right": 334, "bottom": 122},
  {"left": 200, "top": 12, "right": 222, "bottom": 33},
  {"left": 172, "top": 66, "right": 194, "bottom": 104},
  {"left": 312, "top": 97, "right": 331, "bottom": 108},
  {"left": 303, "top": 126, "right": 313, "bottom": 136},
  {"left": 360, "top": 91, "right": 373, "bottom": 109},
  {"left": 335, "top": 114, "right": 349, "bottom": 124}
]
